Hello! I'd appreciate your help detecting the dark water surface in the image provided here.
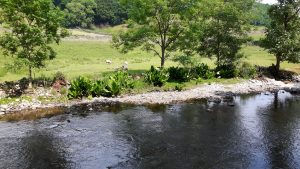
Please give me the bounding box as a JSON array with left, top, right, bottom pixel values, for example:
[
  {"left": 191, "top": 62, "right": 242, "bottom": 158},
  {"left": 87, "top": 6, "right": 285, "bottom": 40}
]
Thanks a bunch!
[{"left": 1, "top": 91, "right": 300, "bottom": 169}]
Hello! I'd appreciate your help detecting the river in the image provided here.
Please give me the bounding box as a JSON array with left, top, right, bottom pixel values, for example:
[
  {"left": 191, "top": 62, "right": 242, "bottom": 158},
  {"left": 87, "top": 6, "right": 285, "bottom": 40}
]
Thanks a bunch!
[{"left": 1, "top": 91, "right": 300, "bottom": 169}]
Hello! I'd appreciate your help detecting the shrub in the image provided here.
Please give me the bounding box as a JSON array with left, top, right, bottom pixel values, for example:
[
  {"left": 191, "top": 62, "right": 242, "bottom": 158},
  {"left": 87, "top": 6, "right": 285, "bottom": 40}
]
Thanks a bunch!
[
  {"left": 191, "top": 63, "right": 215, "bottom": 79},
  {"left": 168, "top": 67, "right": 190, "bottom": 82},
  {"left": 174, "top": 83, "right": 185, "bottom": 91},
  {"left": 60, "top": 87, "right": 68, "bottom": 95},
  {"left": 91, "top": 71, "right": 134, "bottom": 97},
  {"left": 68, "top": 77, "right": 92, "bottom": 99},
  {"left": 53, "top": 71, "right": 66, "bottom": 82},
  {"left": 112, "top": 71, "right": 134, "bottom": 89},
  {"left": 238, "top": 62, "right": 257, "bottom": 78},
  {"left": 145, "top": 66, "right": 169, "bottom": 87},
  {"left": 215, "top": 64, "right": 238, "bottom": 78}
]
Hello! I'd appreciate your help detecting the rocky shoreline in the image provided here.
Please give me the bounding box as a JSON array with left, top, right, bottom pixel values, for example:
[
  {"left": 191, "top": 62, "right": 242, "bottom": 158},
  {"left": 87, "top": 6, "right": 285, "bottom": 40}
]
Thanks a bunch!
[{"left": 1, "top": 77, "right": 300, "bottom": 116}]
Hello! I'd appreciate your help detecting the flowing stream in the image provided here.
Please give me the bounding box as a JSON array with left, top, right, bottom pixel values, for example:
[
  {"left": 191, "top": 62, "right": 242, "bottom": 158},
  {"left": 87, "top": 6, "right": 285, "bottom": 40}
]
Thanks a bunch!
[{"left": 1, "top": 91, "right": 300, "bottom": 169}]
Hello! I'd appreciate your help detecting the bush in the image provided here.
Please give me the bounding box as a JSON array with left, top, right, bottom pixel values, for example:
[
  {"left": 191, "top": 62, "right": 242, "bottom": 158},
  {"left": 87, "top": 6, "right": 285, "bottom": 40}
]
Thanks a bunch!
[
  {"left": 145, "top": 66, "right": 169, "bottom": 87},
  {"left": 215, "top": 64, "right": 239, "bottom": 79},
  {"left": 174, "top": 83, "right": 185, "bottom": 91},
  {"left": 68, "top": 77, "right": 92, "bottom": 99},
  {"left": 53, "top": 71, "right": 66, "bottom": 82},
  {"left": 238, "top": 62, "right": 257, "bottom": 78},
  {"left": 79, "top": 71, "right": 135, "bottom": 98},
  {"left": 191, "top": 63, "right": 215, "bottom": 79},
  {"left": 168, "top": 67, "right": 190, "bottom": 82}
]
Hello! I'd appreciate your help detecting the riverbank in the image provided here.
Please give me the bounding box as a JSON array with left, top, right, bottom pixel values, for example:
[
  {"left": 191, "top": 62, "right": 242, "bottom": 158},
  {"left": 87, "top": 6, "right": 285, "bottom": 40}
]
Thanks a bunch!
[{"left": 1, "top": 77, "right": 300, "bottom": 117}]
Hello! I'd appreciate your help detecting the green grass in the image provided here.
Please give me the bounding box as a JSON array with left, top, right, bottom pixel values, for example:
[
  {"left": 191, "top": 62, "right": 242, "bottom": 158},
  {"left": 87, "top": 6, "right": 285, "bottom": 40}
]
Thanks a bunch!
[
  {"left": 0, "top": 26, "right": 300, "bottom": 82},
  {"left": 83, "top": 24, "right": 128, "bottom": 35}
]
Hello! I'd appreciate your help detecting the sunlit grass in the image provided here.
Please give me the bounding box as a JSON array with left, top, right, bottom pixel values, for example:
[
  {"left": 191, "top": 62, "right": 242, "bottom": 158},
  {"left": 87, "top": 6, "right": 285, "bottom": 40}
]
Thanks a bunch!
[{"left": 0, "top": 26, "right": 299, "bottom": 82}]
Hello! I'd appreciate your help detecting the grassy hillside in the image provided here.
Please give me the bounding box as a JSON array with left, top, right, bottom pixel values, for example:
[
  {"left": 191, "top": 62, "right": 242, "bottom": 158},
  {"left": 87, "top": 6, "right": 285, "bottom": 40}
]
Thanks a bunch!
[{"left": 0, "top": 27, "right": 299, "bottom": 82}]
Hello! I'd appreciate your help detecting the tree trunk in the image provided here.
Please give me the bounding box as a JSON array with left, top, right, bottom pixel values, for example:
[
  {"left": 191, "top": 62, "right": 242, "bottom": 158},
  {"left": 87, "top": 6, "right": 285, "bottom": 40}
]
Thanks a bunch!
[
  {"left": 28, "top": 65, "right": 33, "bottom": 89},
  {"left": 161, "top": 47, "right": 165, "bottom": 68},
  {"left": 275, "top": 56, "right": 281, "bottom": 76}
]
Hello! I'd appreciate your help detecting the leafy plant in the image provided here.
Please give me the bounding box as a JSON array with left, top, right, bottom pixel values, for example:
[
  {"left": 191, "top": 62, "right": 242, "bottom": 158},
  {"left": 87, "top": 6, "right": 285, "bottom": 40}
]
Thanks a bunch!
[
  {"left": 91, "top": 71, "right": 134, "bottom": 97},
  {"left": 238, "top": 62, "right": 257, "bottom": 78},
  {"left": 191, "top": 63, "right": 214, "bottom": 79},
  {"left": 68, "top": 77, "right": 92, "bottom": 99},
  {"left": 174, "top": 83, "right": 185, "bottom": 91},
  {"left": 53, "top": 71, "right": 67, "bottom": 82},
  {"left": 215, "top": 64, "right": 239, "bottom": 79},
  {"left": 145, "top": 66, "right": 169, "bottom": 87},
  {"left": 168, "top": 66, "right": 190, "bottom": 82}
]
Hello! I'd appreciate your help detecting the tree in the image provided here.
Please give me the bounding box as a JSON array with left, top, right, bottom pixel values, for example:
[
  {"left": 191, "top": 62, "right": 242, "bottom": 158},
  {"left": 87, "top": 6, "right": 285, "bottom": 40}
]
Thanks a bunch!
[
  {"left": 261, "top": 0, "right": 300, "bottom": 75},
  {"left": 94, "top": 0, "right": 127, "bottom": 25},
  {"left": 113, "top": 0, "right": 193, "bottom": 67},
  {"left": 250, "top": 2, "right": 271, "bottom": 26},
  {"left": 195, "top": 0, "right": 254, "bottom": 68},
  {"left": 64, "top": 0, "right": 96, "bottom": 28},
  {"left": 0, "top": 0, "right": 68, "bottom": 88},
  {"left": 53, "top": 0, "right": 71, "bottom": 9}
]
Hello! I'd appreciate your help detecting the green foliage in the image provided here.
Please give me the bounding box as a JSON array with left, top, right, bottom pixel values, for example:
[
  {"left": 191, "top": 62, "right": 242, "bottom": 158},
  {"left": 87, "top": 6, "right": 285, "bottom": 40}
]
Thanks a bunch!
[
  {"left": 64, "top": 0, "right": 97, "bottom": 28},
  {"left": 60, "top": 87, "right": 68, "bottom": 95},
  {"left": 168, "top": 67, "right": 190, "bottom": 82},
  {"left": 174, "top": 83, "right": 185, "bottom": 91},
  {"left": 194, "top": 0, "right": 254, "bottom": 67},
  {"left": 94, "top": 0, "right": 127, "bottom": 25},
  {"left": 216, "top": 64, "right": 239, "bottom": 79},
  {"left": 145, "top": 66, "right": 169, "bottom": 87},
  {"left": 191, "top": 63, "right": 214, "bottom": 79},
  {"left": 114, "top": 0, "right": 193, "bottom": 67},
  {"left": 260, "top": 1, "right": 300, "bottom": 74},
  {"left": 68, "top": 76, "right": 92, "bottom": 99},
  {"left": 172, "top": 55, "right": 197, "bottom": 68},
  {"left": 53, "top": 71, "right": 67, "bottom": 82},
  {"left": 250, "top": 2, "right": 271, "bottom": 26},
  {"left": 0, "top": 0, "right": 67, "bottom": 83},
  {"left": 68, "top": 71, "right": 134, "bottom": 99},
  {"left": 238, "top": 62, "right": 257, "bottom": 78}
]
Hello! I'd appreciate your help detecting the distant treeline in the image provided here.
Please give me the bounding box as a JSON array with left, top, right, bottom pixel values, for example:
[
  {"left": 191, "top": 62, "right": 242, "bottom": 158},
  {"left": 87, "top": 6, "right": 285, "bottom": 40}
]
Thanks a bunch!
[
  {"left": 251, "top": 2, "right": 271, "bottom": 26},
  {"left": 53, "top": 0, "right": 127, "bottom": 28},
  {"left": 53, "top": 0, "right": 270, "bottom": 28}
]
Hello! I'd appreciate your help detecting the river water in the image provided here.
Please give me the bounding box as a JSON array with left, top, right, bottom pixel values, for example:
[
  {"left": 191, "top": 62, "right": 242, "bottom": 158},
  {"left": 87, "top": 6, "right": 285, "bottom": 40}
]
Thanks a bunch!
[{"left": 1, "top": 91, "right": 300, "bottom": 169}]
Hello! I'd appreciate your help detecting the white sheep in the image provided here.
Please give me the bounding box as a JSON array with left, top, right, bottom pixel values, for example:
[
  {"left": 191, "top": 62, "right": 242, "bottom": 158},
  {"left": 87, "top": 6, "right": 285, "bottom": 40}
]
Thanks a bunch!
[{"left": 105, "top": 60, "right": 112, "bottom": 64}]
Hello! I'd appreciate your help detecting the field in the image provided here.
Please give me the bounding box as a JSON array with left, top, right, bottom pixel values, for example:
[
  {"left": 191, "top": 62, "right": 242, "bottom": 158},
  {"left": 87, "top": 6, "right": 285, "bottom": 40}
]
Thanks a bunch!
[{"left": 0, "top": 26, "right": 299, "bottom": 82}]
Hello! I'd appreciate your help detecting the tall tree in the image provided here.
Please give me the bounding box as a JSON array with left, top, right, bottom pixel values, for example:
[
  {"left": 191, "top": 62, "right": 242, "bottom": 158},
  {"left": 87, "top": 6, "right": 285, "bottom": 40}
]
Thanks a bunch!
[
  {"left": 0, "top": 0, "right": 68, "bottom": 88},
  {"left": 113, "top": 0, "right": 193, "bottom": 67},
  {"left": 261, "top": 0, "right": 300, "bottom": 75},
  {"left": 195, "top": 0, "right": 254, "bottom": 67}
]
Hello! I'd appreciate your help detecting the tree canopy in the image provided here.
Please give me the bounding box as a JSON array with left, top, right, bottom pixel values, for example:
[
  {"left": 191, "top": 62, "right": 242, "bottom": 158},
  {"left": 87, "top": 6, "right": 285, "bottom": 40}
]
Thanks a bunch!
[
  {"left": 0, "top": 0, "right": 68, "bottom": 86},
  {"left": 195, "top": 0, "right": 254, "bottom": 67},
  {"left": 261, "top": 0, "right": 300, "bottom": 75},
  {"left": 113, "top": 0, "right": 196, "bottom": 67}
]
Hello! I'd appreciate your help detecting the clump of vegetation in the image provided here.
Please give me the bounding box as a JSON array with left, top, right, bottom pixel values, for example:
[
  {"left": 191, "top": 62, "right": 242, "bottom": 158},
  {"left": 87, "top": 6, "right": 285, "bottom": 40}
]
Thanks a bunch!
[
  {"left": 168, "top": 67, "right": 190, "bottom": 83},
  {"left": 174, "top": 83, "right": 185, "bottom": 91},
  {"left": 238, "top": 62, "right": 257, "bottom": 78},
  {"left": 191, "top": 63, "right": 215, "bottom": 80},
  {"left": 215, "top": 64, "right": 239, "bottom": 79},
  {"left": 68, "top": 77, "right": 93, "bottom": 99},
  {"left": 145, "top": 66, "right": 169, "bottom": 87},
  {"left": 53, "top": 71, "right": 67, "bottom": 83},
  {"left": 68, "top": 71, "right": 134, "bottom": 99}
]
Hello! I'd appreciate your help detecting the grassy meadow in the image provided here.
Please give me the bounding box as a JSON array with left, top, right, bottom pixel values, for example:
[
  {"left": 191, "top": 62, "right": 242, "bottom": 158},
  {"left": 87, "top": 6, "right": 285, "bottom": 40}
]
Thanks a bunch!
[{"left": 0, "top": 26, "right": 299, "bottom": 83}]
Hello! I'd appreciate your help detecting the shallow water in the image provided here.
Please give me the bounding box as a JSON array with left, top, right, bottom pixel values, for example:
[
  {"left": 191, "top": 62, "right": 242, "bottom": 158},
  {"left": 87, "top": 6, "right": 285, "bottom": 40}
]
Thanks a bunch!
[{"left": 1, "top": 91, "right": 300, "bottom": 169}]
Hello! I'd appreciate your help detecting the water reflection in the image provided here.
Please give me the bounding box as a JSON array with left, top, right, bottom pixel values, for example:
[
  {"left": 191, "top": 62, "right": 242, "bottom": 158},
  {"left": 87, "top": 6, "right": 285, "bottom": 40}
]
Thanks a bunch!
[
  {"left": 0, "top": 92, "right": 300, "bottom": 169},
  {"left": 19, "top": 130, "right": 72, "bottom": 169}
]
